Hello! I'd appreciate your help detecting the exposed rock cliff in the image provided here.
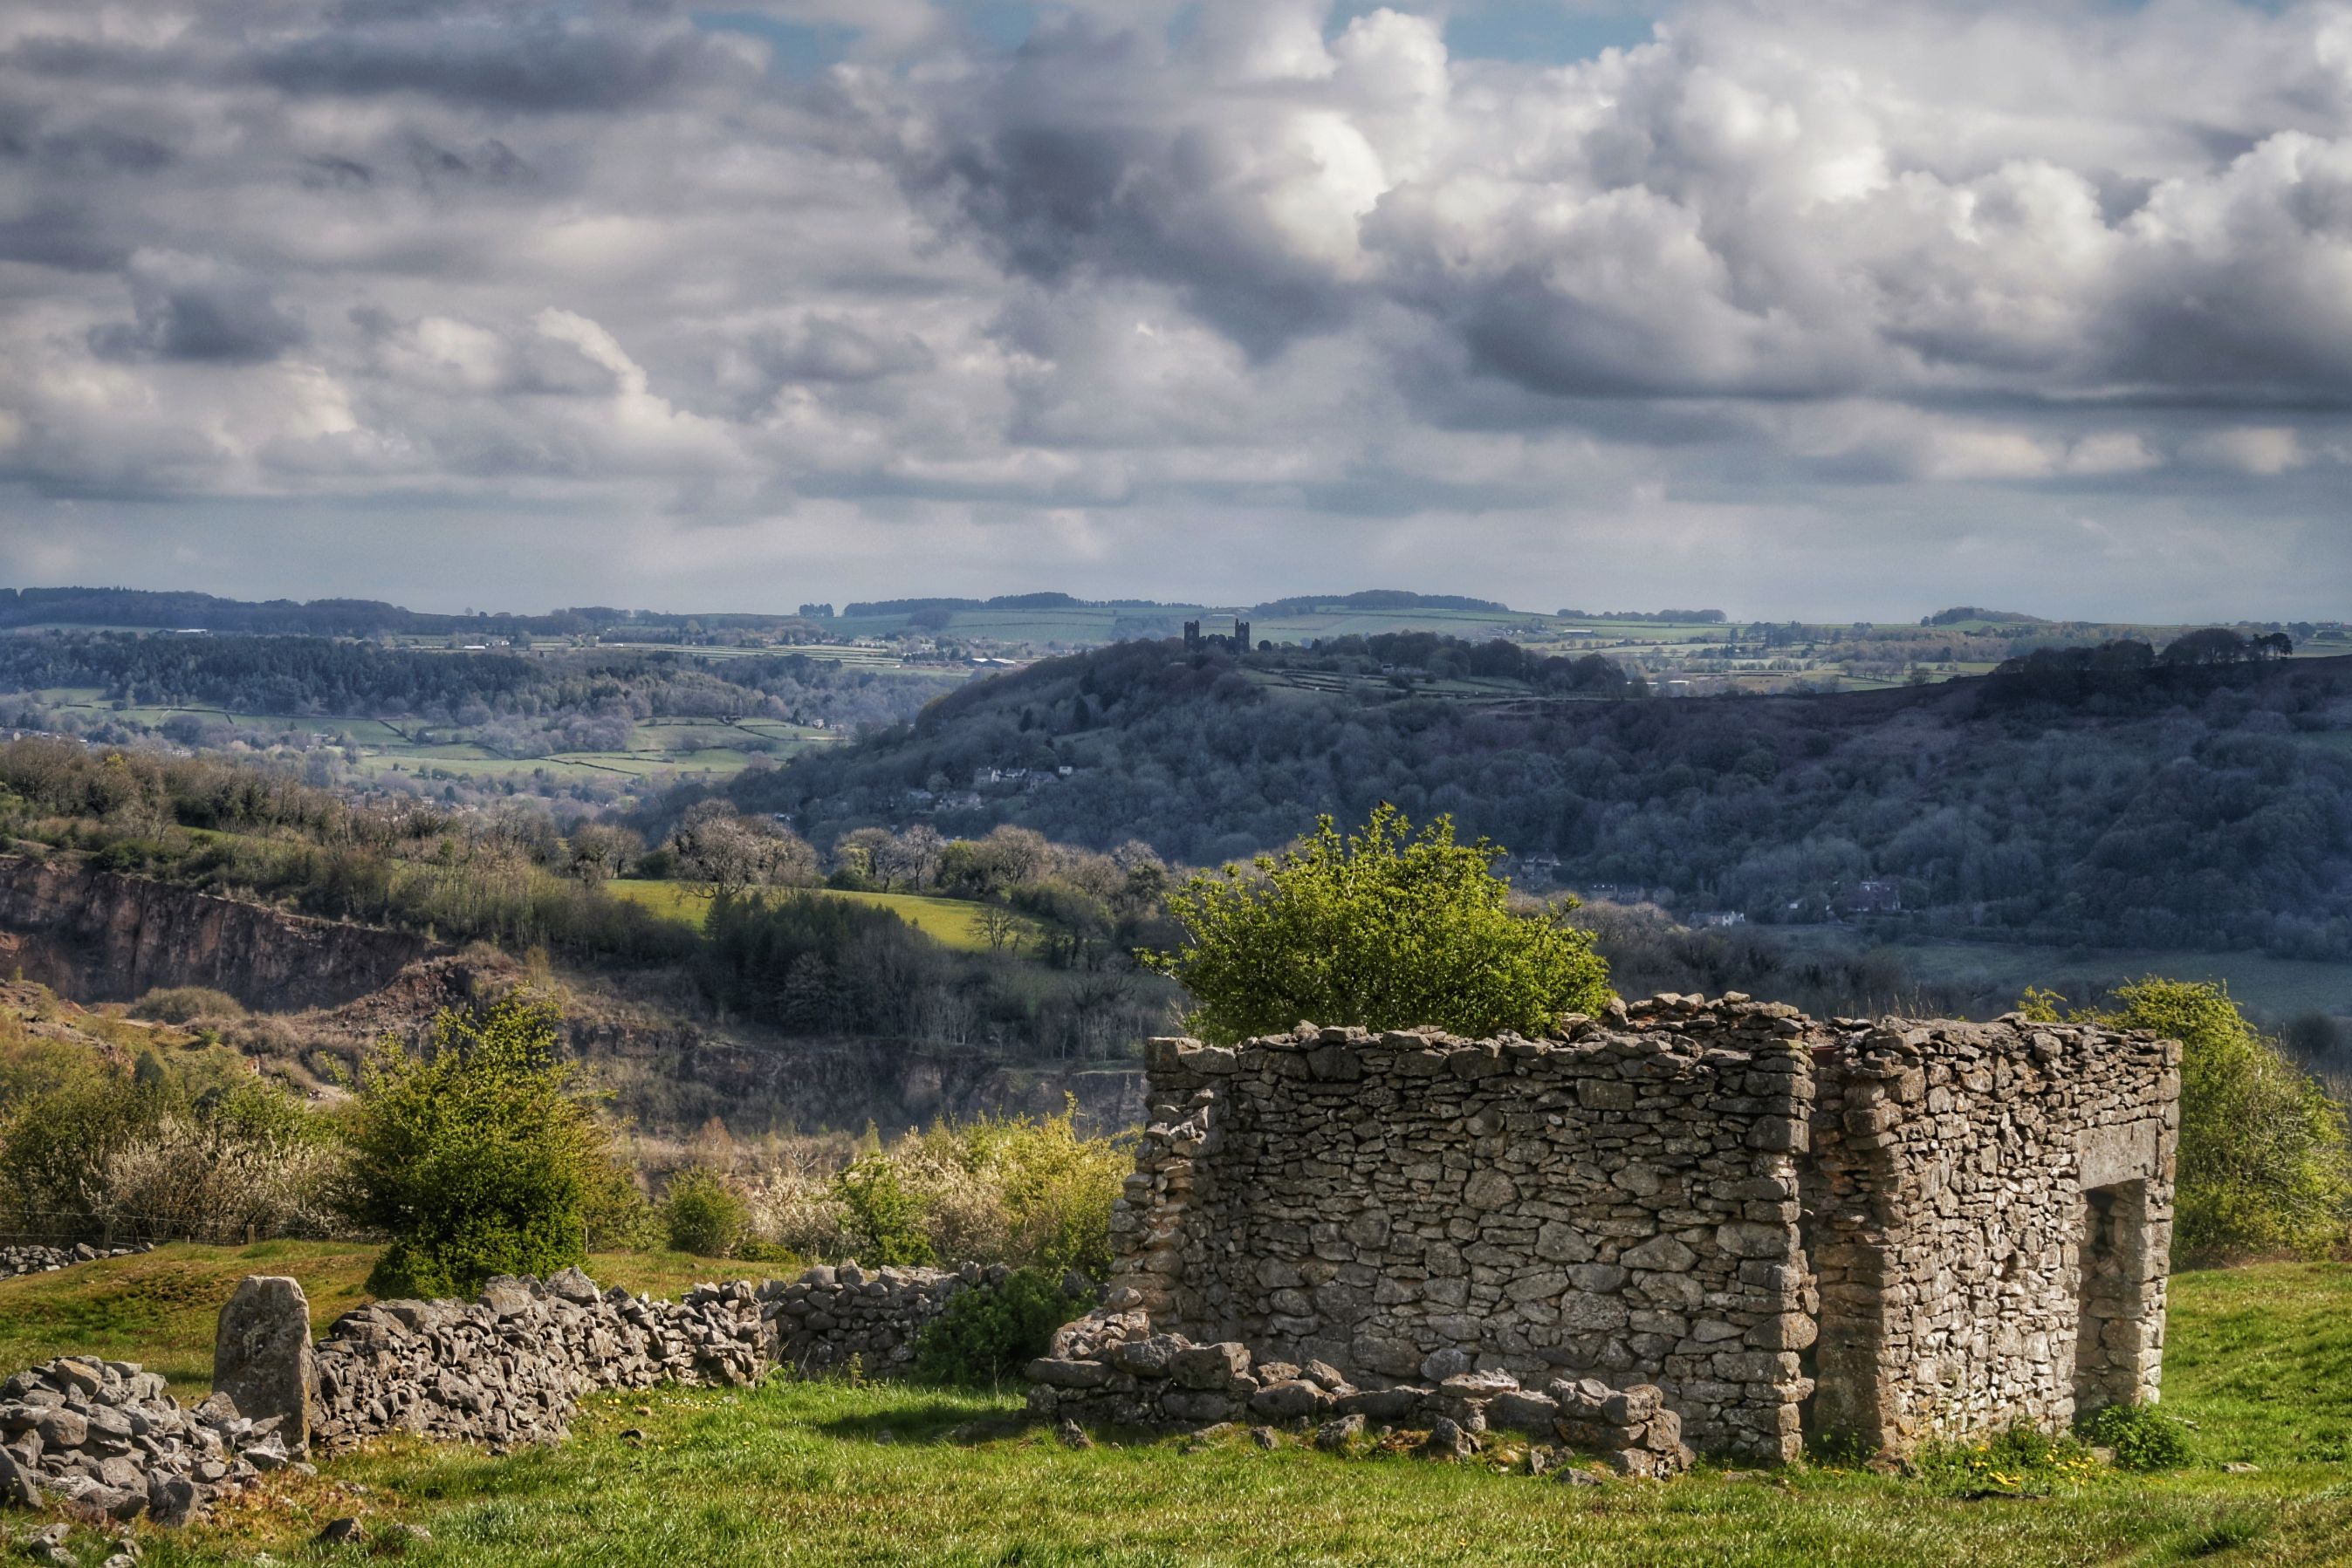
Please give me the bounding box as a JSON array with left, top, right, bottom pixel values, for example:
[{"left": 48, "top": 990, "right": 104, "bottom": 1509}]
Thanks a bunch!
[
  {"left": 0, "top": 854, "right": 431, "bottom": 1011},
  {"left": 0, "top": 853, "right": 1146, "bottom": 1133}
]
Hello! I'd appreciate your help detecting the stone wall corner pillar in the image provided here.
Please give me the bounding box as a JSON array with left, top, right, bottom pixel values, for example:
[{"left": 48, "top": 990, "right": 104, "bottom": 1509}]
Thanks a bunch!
[{"left": 215, "top": 1274, "right": 314, "bottom": 1455}]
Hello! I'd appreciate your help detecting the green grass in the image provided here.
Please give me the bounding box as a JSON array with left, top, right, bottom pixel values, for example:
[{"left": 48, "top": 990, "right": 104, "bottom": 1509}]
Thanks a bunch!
[
  {"left": 606, "top": 880, "right": 1032, "bottom": 953},
  {"left": 7, "top": 1256, "right": 2352, "bottom": 1564}
]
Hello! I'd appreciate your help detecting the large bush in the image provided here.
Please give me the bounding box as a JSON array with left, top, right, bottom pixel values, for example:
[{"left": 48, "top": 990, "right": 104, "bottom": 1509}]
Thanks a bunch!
[
  {"left": 744, "top": 1107, "right": 1131, "bottom": 1275},
  {"left": 1148, "top": 806, "right": 1612, "bottom": 1044},
  {"left": 338, "top": 994, "right": 617, "bottom": 1298},
  {"left": 128, "top": 987, "right": 245, "bottom": 1025},
  {"left": 830, "top": 1154, "right": 936, "bottom": 1267},
  {"left": 662, "top": 1167, "right": 750, "bottom": 1257},
  {"left": 0, "top": 1046, "right": 333, "bottom": 1245},
  {"left": 2025, "top": 979, "right": 2352, "bottom": 1263},
  {"left": 912, "top": 1267, "right": 1089, "bottom": 1386},
  {"left": 899, "top": 1104, "right": 1130, "bottom": 1277}
]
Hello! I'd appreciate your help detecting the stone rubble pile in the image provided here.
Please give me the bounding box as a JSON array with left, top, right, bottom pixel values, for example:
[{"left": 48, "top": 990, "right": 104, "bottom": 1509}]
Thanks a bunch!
[
  {"left": 311, "top": 1268, "right": 771, "bottom": 1455},
  {"left": 1025, "top": 1304, "right": 1693, "bottom": 1477},
  {"left": 0, "top": 1355, "right": 291, "bottom": 1524},
  {"left": 771, "top": 1262, "right": 988, "bottom": 1372},
  {"left": 0, "top": 1243, "right": 151, "bottom": 1283}
]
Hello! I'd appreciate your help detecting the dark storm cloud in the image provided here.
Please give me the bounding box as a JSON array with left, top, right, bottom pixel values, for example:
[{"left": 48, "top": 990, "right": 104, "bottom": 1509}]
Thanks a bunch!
[
  {"left": 89, "top": 264, "right": 308, "bottom": 365},
  {"left": 253, "top": 10, "right": 757, "bottom": 111}
]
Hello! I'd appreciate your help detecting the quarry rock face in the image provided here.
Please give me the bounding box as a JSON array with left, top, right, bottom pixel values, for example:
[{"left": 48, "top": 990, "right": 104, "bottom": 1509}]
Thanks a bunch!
[
  {"left": 213, "top": 1275, "right": 313, "bottom": 1453},
  {"left": 0, "top": 854, "right": 430, "bottom": 1010},
  {"left": 1098, "top": 995, "right": 2180, "bottom": 1462}
]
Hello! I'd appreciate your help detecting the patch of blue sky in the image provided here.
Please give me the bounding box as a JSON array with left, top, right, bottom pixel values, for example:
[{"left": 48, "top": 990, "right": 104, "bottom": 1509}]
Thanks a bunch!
[{"left": 694, "top": 1, "right": 1670, "bottom": 74}]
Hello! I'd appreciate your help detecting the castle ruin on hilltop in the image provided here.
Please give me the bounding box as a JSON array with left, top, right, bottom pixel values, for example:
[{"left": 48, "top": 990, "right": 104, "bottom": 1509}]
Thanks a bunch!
[{"left": 1102, "top": 994, "right": 2180, "bottom": 1461}]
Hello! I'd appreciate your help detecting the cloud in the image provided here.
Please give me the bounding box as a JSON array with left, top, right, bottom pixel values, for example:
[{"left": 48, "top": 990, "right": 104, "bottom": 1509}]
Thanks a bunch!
[
  {"left": 254, "top": 10, "right": 763, "bottom": 112},
  {"left": 0, "top": 0, "right": 2349, "bottom": 617},
  {"left": 88, "top": 254, "right": 308, "bottom": 364}
]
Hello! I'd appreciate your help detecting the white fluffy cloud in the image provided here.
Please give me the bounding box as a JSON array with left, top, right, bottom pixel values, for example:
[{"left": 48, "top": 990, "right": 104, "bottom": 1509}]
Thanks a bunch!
[{"left": 1, "top": 0, "right": 2349, "bottom": 616}]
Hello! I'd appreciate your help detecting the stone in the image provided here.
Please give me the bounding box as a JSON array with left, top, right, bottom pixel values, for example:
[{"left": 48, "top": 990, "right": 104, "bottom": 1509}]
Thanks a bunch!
[
  {"left": 547, "top": 1267, "right": 601, "bottom": 1305},
  {"left": 1487, "top": 1391, "right": 1561, "bottom": 1435},
  {"left": 1053, "top": 1420, "right": 1093, "bottom": 1450},
  {"left": 1249, "top": 1381, "right": 1331, "bottom": 1421},
  {"left": 1419, "top": 1418, "right": 1478, "bottom": 1460},
  {"left": 214, "top": 1277, "right": 312, "bottom": 1455},
  {"left": 1313, "top": 1414, "right": 1364, "bottom": 1451},
  {"left": 1169, "top": 1344, "right": 1251, "bottom": 1390},
  {"left": 313, "top": 1518, "right": 367, "bottom": 1546},
  {"left": 1249, "top": 1426, "right": 1279, "bottom": 1451},
  {"left": 1419, "top": 1347, "right": 1473, "bottom": 1382},
  {"left": 1025, "top": 1359, "right": 1114, "bottom": 1390}
]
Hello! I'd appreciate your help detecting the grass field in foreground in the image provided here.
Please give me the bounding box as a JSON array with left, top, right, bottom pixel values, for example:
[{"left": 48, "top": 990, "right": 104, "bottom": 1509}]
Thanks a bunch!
[
  {"left": 0, "top": 1253, "right": 2345, "bottom": 1565},
  {"left": 607, "top": 880, "right": 1032, "bottom": 953}
]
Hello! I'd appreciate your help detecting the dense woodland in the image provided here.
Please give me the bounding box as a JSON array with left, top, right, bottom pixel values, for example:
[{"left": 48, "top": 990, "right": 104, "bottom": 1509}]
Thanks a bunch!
[
  {"left": 717, "top": 634, "right": 2352, "bottom": 962},
  {"left": 0, "top": 633, "right": 959, "bottom": 748}
]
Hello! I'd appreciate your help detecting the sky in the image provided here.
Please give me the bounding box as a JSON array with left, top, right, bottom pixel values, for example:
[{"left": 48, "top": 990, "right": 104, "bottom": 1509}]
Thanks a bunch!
[{"left": 2, "top": 0, "right": 2349, "bottom": 622}]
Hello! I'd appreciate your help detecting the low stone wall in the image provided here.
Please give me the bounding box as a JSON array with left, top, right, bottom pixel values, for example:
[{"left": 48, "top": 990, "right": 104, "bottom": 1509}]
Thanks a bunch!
[
  {"left": 0, "top": 1256, "right": 996, "bottom": 1528},
  {"left": 0, "top": 1243, "right": 152, "bottom": 1282},
  {"left": 771, "top": 1261, "right": 993, "bottom": 1372},
  {"left": 0, "top": 1355, "right": 293, "bottom": 1524},
  {"left": 1027, "top": 1304, "right": 1692, "bottom": 1476},
  {"left": 312, "top": 1270, "right": 771, "bottom": 1455}
]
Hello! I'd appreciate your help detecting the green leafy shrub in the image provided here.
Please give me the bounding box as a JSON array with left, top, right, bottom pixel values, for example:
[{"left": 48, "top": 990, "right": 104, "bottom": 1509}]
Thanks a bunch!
[
  {"left": 832, "top": 1154, "right": 936, "bottom": 1266},
  {"left": 128, "top": 987, "right": 246, "bottom": 1024},
  {"left": 2024, "top": 979, "right": 2352, "bottom": 1262},
  {"left": 662, "top": 1167, "right": 750, "bottom": 1257},
  {"left": 1147, "top": 805, "right": 1611, "bottom": 1044},
  {"left": 338, "top": 994, "right": 616, "bottom": 1298},
  {"left": 900, "top": 1104, "right": 1130, "bottom": 1277},
  {"left": 2078, "top": 1402, "right": 2192, "bottom": 1471},
  {"left": 913, "top": 1267, "right": 1087, "bottom": 1386}
]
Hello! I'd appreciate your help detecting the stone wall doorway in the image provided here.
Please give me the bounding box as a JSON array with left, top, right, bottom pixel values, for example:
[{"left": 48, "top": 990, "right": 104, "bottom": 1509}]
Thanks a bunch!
[{"left": 2074, "top": 1180, "right": 2150, "bottom": 1418}]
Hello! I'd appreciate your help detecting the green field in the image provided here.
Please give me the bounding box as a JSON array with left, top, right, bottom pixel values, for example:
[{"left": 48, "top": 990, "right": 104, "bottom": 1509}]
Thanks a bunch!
[
  {"left": 607, "top": 881, "right": 1032, "bottom": 953},
  {"left": 0, "top": 1251, "right": 2345, "bottom": 1565}
]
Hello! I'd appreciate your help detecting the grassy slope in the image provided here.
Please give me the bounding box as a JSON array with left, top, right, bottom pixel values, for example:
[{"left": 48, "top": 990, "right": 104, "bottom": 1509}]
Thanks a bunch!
[
  {"left": 0, "top": 1254, "right": 2344, "bottom": 1565},
  {"left": 607, "top": 880, "right": 1030, "bottom": 953}
]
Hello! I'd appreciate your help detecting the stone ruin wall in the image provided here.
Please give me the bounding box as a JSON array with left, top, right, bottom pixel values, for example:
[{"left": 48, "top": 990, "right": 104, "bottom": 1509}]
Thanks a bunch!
[
  {"left": 1807, "top": 1017, "right": 2179, "bottom": 1453},
  {"left": 1114, "top": 1002, "right": 1821, "bottom": 1462},
  {"left": 1112, "top": 994, "right": 2181, "bottom": 1462}
]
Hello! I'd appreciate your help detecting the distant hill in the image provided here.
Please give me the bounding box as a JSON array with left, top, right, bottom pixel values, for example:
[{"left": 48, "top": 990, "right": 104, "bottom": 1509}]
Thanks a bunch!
[
  {"left": 1923, "top": 606, "right": 2049, "bottom": 627},
  {"left": 705, "top": 633, "right": 2352, "bottom": 963},
  {"left": 0, "top": 587, "right": 815, "bottom": 640},
  {"left": 1246, "top": 590, "right": 1515, "bottom": 616}
]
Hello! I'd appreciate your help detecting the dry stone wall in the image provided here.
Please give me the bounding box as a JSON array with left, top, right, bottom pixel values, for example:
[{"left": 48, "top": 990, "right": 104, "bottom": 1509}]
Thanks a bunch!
[
  {"left": 311, "top": 1261, "right": 975, "bottom": 1454},
  {"left": 1115, "top": 1003, "right": 1820, "bottom": 1461},
  {"left": 772, "top": 1262, "right": 990, "bottom": 1372},
  {"left": 1806, "top": 1017, "right": 2179, "bottom": 1453},
  {"left": 0, "top": 1243, "right": 150, "bottom": 1282},
  {"left": 0, "top": 1354, "right": 298, "bottom": 1525},
  {"left": 1107, "top": 994, "right": 2181, "bottom": 1462},
  {"left": 311, "top": 1270, "right": 771, "bottom": 1454}
]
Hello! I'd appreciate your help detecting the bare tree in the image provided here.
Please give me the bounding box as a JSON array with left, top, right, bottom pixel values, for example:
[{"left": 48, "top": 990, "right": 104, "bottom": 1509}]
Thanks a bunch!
[{"left": 975, "top": 903, "right": 1023, "bottom": 955}]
